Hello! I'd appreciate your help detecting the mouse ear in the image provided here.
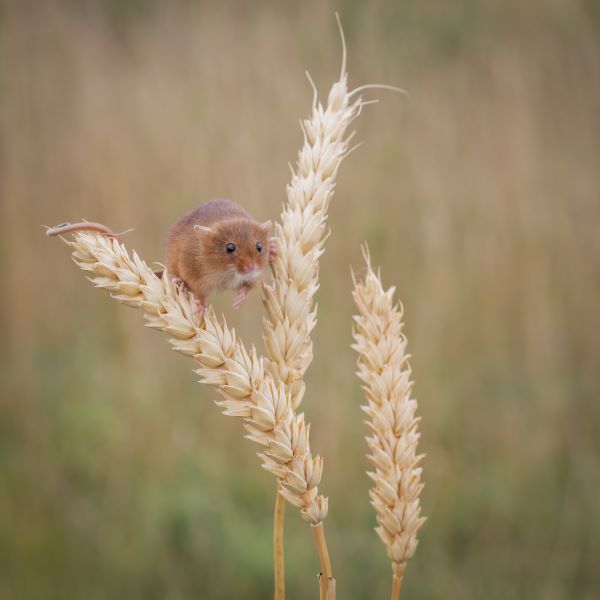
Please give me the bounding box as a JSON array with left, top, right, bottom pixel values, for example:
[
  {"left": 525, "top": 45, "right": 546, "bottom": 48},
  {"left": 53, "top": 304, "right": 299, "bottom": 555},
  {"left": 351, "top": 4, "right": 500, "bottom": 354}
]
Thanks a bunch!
[
  {"left": 260, "top": 220, "right": 272, "bottom": 232},
  {"left": 194, "top": 225, "right": 215, "bottom": 235}
]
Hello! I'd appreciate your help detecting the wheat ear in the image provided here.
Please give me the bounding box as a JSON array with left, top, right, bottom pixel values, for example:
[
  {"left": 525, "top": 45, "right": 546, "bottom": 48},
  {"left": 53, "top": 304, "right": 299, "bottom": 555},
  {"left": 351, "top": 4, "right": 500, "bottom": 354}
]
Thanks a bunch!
[
  {"left": 66, "top": 232, "right": 329, "bottom": 526},
  {"left": 351, "top": 245, "right": 426, "bottom": 599},
  {"left": 262, "top": 18, "right": 365, "bottom": 411}
]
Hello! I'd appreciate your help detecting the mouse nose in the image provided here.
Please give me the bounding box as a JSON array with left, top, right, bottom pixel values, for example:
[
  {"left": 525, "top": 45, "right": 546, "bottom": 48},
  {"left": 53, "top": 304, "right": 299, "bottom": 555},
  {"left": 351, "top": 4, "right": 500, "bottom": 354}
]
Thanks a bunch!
[{"left": 243, "top": 263, "right": 257, "bottom": 274}]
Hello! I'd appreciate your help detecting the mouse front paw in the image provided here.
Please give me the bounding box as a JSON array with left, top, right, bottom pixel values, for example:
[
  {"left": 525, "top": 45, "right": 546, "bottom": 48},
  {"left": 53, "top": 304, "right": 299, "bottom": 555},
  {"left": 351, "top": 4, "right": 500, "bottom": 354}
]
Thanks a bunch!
[{"left": 232, "top": 286, "right": 250, "bottom": 309}]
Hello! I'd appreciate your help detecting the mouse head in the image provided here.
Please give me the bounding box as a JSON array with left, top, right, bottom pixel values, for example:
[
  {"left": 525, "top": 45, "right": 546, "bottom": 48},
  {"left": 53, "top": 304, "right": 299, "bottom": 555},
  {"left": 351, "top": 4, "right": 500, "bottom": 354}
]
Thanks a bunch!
[{"left": 195, "top": 219, "right": 271, "bottom": 283}]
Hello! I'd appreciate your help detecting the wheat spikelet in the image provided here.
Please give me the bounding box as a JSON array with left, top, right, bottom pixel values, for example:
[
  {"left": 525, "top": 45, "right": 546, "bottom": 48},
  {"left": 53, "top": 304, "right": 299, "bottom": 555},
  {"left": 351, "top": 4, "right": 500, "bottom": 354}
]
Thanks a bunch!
[
  {"left": 262, "top": 28, "right": 365, "bottom": 410},
  {"left": 68, "top": 231, "right": 328, "bottom": 525},
  {"left": 351, "top": 245, "right": 426, "bottom": 589}
]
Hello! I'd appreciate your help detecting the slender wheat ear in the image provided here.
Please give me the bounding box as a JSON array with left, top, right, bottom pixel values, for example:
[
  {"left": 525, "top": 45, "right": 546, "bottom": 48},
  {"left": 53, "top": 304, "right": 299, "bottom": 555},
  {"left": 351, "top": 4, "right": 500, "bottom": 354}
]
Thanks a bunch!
[
  {"left": 262, "top": 21, "right": 365, "bottom": 411},
  {"left": 65, "top": 231, "right": 328, "bottom": 526},
  {"left": 351, "top": 245, "right": 426, "bottom": 600}
]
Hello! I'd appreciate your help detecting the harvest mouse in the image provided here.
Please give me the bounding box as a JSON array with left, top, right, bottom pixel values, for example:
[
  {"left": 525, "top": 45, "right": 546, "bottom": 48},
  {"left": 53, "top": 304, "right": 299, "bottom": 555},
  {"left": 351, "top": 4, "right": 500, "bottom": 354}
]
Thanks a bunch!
[
  {"left": 165, "top": 198, "right": 277, "bottom": 313},
  {"left": 46, "top": 198, "right": 277, "bottom": 314}
]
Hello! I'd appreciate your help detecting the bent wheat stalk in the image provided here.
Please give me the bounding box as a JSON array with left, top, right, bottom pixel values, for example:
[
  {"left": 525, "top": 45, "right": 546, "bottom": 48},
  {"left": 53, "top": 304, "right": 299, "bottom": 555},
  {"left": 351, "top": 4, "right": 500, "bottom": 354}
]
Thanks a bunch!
[{"left": 351, "top": 245, "right": 426, "bottom": 600}]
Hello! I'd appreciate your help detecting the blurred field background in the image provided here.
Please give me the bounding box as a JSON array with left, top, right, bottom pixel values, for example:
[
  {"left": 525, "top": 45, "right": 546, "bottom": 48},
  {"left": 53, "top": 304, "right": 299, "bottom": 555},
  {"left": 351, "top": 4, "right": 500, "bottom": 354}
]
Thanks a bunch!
[{"left": 1, "top": 0, "right": 599, "bottom": 598}]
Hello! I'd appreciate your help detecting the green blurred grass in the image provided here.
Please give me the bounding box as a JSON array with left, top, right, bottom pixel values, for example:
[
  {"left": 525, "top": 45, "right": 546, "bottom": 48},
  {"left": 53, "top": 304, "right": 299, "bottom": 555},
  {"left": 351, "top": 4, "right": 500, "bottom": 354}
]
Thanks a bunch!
[{"left": 1, "top": 1, "right": 599, "bottom": 598}]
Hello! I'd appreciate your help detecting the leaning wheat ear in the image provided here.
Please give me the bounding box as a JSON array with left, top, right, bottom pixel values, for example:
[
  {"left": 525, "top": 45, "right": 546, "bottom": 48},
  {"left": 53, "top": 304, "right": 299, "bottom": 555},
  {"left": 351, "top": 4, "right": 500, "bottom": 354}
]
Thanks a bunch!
[
  {"left": 262, "top": 20, "right": 365, "bottom": 411},
  {"left": 351, "top": 245, "right": 426, "bottom": 600},
  {"left": 67, "top": 231, "right": 328, "bottom": 526}
]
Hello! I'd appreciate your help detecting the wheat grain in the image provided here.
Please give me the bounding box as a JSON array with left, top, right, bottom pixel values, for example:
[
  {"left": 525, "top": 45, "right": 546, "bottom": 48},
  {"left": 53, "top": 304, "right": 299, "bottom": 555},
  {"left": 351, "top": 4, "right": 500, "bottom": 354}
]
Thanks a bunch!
[{"left": 351, "top": 245, "right": 426, "bottom": 593}]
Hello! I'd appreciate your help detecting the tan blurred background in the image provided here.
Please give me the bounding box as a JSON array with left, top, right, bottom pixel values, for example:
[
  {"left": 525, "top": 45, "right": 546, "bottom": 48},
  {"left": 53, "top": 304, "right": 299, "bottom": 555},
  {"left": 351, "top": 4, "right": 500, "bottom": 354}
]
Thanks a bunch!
[{"left": 1, "top": 1, "right": 599, "bottom": 598}]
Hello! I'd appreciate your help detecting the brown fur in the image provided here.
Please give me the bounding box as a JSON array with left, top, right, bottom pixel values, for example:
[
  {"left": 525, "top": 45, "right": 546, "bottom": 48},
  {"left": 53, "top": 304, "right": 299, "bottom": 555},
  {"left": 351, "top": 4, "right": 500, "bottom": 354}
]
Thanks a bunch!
[{"left": 166, "top": 199, "right": 272, "bottom": 307}]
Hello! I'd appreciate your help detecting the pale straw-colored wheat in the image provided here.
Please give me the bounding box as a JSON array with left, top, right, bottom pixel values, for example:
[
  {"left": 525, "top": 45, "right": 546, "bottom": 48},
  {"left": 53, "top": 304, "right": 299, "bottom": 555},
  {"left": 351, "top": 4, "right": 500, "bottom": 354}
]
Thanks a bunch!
[
  {"left": 351, "top": 245, "right": 426, "bottom": 594},
  {"left": 263, "top": 26, "right": 364, "bottom": 410},
  {"left": 67, "top": 231, "right": 328, "bottom": 525}
]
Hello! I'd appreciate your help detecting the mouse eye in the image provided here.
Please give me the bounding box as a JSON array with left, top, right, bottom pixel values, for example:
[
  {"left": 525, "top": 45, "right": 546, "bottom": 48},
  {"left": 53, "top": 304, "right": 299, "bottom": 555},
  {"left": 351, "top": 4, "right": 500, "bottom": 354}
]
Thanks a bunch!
[
  {"left": 226, "top": 242, "right": 236, "bottom": 253},
  {"left": 256, "top": 242, "right": 263, "bottom": 253}
]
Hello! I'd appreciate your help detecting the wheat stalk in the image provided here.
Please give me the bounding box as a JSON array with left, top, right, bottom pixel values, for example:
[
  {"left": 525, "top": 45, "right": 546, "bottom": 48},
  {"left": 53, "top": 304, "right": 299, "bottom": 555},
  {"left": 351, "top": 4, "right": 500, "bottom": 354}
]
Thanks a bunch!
[{"left": 351, "top": 245, "right": 426, "bottom": 599}]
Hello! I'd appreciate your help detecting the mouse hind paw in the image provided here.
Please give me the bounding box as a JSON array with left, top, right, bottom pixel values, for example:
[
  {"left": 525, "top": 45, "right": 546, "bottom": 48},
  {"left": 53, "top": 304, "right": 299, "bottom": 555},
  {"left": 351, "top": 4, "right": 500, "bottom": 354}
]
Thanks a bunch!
[{"left": 168, "top": 274, "right": 190, "bottom": 292}]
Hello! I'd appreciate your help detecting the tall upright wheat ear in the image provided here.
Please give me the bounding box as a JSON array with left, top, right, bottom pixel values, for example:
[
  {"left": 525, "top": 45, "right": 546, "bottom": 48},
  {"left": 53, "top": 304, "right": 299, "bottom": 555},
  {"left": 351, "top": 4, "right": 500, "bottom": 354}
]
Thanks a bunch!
[
  {"left": 351, "top": 245, "right": 426, "bottom": 600},
  {"left": 263, "top": 14, "right": 405, "bottom": 410},
  {"left": 59, "top": 231, "right": 331, "bottom": 597},
  {"left": 263, "top": 17, "right": 365, "bottom": 411}
]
